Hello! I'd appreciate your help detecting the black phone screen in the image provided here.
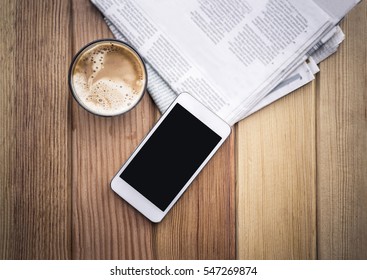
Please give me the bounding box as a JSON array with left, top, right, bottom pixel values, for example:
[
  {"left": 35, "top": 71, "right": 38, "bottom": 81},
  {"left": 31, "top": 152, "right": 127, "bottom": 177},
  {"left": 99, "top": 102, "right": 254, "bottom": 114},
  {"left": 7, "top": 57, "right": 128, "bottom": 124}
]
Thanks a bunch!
[{"left": 120, "top": 103, "right": 222, "bottom": 211}]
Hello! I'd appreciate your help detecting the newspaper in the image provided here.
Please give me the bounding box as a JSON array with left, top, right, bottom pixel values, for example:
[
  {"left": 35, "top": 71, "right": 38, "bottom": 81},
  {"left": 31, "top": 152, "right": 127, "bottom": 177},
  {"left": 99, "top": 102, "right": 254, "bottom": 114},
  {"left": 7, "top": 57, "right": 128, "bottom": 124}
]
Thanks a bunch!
[
  {"left": 106, "top": 20, "right": 344, "bottom": 119},
  {"left": 243, "top": 26, "right": 346, "bottom": 118},
  {"left": 92, "top": 0, "right": 359, "bottom": 125}
]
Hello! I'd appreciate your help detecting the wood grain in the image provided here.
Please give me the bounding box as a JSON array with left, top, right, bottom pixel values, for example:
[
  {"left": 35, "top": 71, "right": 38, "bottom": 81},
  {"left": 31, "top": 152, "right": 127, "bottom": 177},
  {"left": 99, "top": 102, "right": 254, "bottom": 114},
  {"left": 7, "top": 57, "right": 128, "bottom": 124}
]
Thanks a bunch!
[
  {"left": 0, "top": 0, "right": 71, "bottom": 259},
  {"left": 236, "top": 84, "right": 317, "bottom": 259},
  {"left": 316, "top": 2, "right": 367, "bottom": 259},
  {"left": 70, "top": 0, "right": 157, "bottom": 259},
  {"left": 0, "top": 0, "right": 16, "bottom": 260}
]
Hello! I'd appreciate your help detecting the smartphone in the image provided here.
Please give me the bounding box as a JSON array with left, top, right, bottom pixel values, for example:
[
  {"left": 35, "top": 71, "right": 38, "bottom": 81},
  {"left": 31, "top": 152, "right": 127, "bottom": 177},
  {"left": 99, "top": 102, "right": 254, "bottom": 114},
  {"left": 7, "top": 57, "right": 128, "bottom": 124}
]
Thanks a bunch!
[{"left": 111, "top": 93, "right": 231, "bottom": 222}]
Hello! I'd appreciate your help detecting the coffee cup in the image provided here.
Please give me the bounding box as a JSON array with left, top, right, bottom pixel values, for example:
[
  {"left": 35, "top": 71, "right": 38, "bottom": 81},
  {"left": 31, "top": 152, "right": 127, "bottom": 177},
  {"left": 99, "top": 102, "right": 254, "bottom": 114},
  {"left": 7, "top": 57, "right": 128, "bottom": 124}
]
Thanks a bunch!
[{"left": 68, "top": 39, "right": 147, "bottom": 116}]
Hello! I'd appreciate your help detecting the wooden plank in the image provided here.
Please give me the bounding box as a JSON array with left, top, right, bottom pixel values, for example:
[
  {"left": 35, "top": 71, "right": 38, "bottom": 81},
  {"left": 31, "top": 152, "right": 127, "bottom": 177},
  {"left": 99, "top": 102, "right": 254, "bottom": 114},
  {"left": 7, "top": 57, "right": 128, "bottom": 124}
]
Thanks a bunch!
[
  {"left": 71, "top": 0, "right": 236, "bottom": 259},
  {"left": 236, "top": 84, "right": 317, "bottom": 259},
  {"left": 0, "top": 0, "right": 71, "bottom": 259},
  {"left": 70, "top": 0, "right": 157, "bottom": 259},
  {"left": 0, "top": 0, "right": 16, "bottom": 260},
  {"left": 316, "top": 2, "right": 367, "bottom": 259}
]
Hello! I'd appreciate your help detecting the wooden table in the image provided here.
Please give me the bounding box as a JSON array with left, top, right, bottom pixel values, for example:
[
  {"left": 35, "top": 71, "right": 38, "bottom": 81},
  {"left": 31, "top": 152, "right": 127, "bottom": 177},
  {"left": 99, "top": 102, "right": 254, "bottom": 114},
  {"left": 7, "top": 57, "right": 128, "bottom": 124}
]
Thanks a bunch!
[{"left": 1, "top": 0, "right": 366, "bottom": 260}]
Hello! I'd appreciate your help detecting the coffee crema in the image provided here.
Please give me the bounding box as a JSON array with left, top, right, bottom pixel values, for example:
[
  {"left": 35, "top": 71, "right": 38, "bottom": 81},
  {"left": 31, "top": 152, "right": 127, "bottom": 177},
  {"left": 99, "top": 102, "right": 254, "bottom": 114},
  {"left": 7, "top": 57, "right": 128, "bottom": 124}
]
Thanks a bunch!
[{"left": 70, "top": 40, "right": 147, "bottom": 116}]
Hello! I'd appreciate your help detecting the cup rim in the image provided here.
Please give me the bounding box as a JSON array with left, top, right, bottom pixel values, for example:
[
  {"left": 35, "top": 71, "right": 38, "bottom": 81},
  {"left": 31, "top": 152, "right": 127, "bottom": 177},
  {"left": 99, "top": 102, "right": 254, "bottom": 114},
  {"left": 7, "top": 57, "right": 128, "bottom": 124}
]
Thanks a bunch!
[{"left": 68, "top": 38, "right": 148, "bottom": 117}]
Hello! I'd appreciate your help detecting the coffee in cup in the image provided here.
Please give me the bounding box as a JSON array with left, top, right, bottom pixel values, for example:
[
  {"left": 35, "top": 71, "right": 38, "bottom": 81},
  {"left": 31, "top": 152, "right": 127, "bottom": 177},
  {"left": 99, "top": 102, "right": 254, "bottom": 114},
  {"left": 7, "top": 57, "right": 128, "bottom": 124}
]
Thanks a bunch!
[{"left": 69, "top": 39, "right": 147, "bottom": 116}]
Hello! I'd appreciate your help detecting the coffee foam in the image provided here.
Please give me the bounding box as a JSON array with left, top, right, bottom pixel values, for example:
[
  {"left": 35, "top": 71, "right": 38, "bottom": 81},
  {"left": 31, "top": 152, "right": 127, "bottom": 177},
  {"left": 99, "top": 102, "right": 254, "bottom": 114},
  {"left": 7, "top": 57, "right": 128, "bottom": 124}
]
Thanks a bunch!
[{"left": 71, "top": 42, "right": 146, "bottom": 115}]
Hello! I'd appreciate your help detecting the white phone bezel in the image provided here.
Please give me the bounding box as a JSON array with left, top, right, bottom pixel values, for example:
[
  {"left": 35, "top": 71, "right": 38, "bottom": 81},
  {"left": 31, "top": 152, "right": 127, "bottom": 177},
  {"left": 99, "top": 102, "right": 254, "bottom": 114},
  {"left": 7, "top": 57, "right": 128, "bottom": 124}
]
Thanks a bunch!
[{"left": 110, "top": 92, "right": 231, "bottom": 222}]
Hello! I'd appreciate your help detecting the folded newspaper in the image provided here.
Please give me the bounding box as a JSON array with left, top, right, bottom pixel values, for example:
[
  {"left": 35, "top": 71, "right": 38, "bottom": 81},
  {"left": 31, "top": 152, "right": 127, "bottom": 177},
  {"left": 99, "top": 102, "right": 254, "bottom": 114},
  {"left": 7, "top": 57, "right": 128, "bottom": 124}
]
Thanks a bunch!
[{"left": 91, "top": 0, "right": 360, "bottom": 125}]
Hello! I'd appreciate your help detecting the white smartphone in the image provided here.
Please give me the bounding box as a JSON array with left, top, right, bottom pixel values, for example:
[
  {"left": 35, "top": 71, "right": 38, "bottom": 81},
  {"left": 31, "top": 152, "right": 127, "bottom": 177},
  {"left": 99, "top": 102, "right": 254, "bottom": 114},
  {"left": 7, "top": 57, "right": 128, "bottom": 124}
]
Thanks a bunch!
[{"left": 111, "top": 93, "right": 231, "bottom": 222}]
